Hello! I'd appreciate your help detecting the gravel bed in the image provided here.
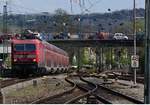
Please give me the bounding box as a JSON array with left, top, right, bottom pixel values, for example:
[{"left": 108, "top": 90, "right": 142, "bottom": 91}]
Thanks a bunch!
[
  {"left": 2, "top": 75, "right": 72, "bottom": 104},
  {"left": 103, "top": 79, "right": 144, "bottom": 102}
]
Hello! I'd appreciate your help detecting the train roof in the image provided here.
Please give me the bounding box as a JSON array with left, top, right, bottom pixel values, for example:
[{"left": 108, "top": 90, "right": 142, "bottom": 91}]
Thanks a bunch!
[
  {"left": 42, "top": 40, "right": 68, "bottom": 56},
  {"left": 12, "top": 39, "right": 41, "bottom": 44}
]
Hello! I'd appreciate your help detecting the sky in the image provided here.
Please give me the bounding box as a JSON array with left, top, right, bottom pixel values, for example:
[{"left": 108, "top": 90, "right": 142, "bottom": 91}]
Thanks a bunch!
[{"left": 0, "top": 0, "right": 145, "bottom": 14}]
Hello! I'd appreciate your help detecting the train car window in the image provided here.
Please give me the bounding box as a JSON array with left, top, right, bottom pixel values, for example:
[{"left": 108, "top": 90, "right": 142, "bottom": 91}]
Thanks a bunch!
[{"left": 49, "top": 59, "right": 51, "bottom": 66}]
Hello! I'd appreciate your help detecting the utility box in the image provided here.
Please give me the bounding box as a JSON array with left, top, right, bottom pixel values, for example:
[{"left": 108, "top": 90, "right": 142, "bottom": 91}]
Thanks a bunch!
[{"left": 33, "top": 80, "right": 37, "bottom": 87}]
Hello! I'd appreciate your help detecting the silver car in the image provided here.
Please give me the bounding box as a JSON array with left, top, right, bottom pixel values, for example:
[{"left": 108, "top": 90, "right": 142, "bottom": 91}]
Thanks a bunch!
[{"left": 113, "top": 33, "right": 128, "bottom": 40}]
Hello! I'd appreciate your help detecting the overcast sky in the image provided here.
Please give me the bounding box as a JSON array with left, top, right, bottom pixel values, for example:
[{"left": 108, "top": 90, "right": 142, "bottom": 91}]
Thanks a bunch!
[{"left": 0, "top": 0, "right": 145, "bottom": 14}]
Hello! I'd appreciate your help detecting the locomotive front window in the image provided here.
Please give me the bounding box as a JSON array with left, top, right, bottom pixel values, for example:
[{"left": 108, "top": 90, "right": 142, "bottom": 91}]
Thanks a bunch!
[
  {"left": 25, "top": 44, "right": 36, "bottom": 51},
  {"left": 14, "top": 44, "right": 24, "bottom": 51},
  {"left": 14, "top": 44, "right": 36, "bottom": 51}
]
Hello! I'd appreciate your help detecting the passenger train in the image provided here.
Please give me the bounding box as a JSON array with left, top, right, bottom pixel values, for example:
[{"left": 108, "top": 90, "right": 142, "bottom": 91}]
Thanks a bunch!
[{"left": 11, "top": 35, "right": 69, "bottom": 76}]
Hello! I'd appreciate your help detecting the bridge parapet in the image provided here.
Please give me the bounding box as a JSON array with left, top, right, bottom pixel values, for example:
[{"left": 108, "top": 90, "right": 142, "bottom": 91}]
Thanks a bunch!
[{"left": 48, "top": 39, "right": 144, "bottom": 48}]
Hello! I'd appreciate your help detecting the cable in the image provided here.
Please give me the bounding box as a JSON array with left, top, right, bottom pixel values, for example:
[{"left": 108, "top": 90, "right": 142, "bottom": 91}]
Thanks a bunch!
[
  {"left": 79, "top": 0, "right": 84, "bottom": 13},
  {"left": 87, "top": 0, "right": 92, "bottom": 6},
  {"left": 70, "top": 0, "right": 73, "bottom": 13},
  {"left": 83, "top": 0, "right": 103, "bottom": 13}
]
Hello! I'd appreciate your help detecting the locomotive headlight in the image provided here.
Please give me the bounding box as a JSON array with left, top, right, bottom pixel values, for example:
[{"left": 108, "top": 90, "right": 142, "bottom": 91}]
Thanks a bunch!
[
  {"left": 14, "top": 59, "right": 17, "bottom": 62},
  {"left": 33, "top": 58, "right": 37, "bottom": 62}
]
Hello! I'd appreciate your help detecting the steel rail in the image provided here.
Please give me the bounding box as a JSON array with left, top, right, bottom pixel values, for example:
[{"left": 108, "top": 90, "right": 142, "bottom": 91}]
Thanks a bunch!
[
  {"left": 31, "top": 77, "right": 77, "bottom": 104},
  {"left": 81, "top": 77, "right": 144, "bottom": 104},
  {"left": 80, "top": 77, "right": 112, "bottom": 104},
  {"left": 1, "top": 78, "right": 35, "bottom": 88},
  {"left": 65, "top": 76, "right": 97, "bottom": 104}
]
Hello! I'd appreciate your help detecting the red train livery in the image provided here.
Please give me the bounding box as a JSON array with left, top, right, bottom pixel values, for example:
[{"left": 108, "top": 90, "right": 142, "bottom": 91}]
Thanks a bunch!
[{"left": 11, "top": 38, "right": 69, "bottom": 76}]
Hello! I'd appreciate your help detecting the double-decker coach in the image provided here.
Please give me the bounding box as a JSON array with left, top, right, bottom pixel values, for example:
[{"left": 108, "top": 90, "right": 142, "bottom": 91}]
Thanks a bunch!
[{"left": 11, "top": 37, "right": 69, "bottom": 76}]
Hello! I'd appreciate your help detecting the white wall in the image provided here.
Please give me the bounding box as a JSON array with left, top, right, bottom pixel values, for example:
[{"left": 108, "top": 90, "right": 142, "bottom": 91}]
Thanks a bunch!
[{"left": 0, "top": 44, "right": 11, "bottom": 53}]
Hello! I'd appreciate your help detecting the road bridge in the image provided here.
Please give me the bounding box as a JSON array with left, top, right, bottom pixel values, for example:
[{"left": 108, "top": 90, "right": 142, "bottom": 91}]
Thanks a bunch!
[
  {"left": 0, "top": 39, "right": 143, "bottom": 54},
  {"left": 48, "top": 39, "right": 144, "bottom": 48},
  {"left": 47, "top": 39, "right": 144, "bottom": 72}
]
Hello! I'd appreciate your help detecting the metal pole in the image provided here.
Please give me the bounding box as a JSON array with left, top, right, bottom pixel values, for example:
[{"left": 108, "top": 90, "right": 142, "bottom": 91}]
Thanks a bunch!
[
  {"left": 78, "top": 18, "right": 80, "bottom": 39},
  {"left": 98, "top": 47, "right": 101, "bottom": 72},
  {"left": 77, "top": 47, "right": 80, "bottom": 73},
  {"left": 101, "top": 48, "right": 103, "bottom": 70},
  {"left": 144, "top": 0, "right": 150, "bottom": 103},
  {"left": 70, "top": 0, "right": 73, "bottom": 13},
  {"left": 110, "top": 47, "right": 112, "bottom": 70},
  {"left": 3, "top": 4, "right": 7, "bottom": 35},
  {"left": 2, "top": 40, "right": 5, "bottom": 63},
  {"left": 133, "top": 0, "right": 137, "bottom": 85},
  {"left": 2, "top": 3, "right": 8, "bottom": 68},
  {"left": 95, "top": 49, "right": 98, "bottom": 71},
  {"left": 79, "top": 18, "right": 82, "bottom": 39}
]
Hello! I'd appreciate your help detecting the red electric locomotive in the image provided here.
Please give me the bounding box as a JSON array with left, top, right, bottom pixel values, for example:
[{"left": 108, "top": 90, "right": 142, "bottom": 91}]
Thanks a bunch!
[{"left": 11, "top": 38, "right": 69, "bottom": 76}]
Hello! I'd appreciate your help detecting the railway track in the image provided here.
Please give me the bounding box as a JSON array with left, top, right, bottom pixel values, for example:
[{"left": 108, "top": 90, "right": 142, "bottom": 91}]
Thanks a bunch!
[
  {"left": 1, "top": 74, "right": 66, "bottom": 88},
  {"left": 97, "top": 70, "right": 144, "bottom": 84},
  {"left": 0, "top": 77, "right": 37, "bottom": 104},
  {"left": 67, "top": 76, "right": 98, "bottom": 104},
  {"left": 65, "top": 76, "right": 113, "bottom": 104},
  {"left": 2, "top": 74, "right": 143, "bottom": 104},
  {"left": 117, "top": 75, "right": 144, "bottom": 84},
  {"left": 31, "top": 76, "right": 99, "bottom": 104},
  {"left": 106, "top": 72, "right": 144, "bottom": 84},
  {"left": 0, "top": 78, "right": 29, "bottom": 88},
  {"left": 31, "top": 76, "right": 85, "bottom": 104},
  {"left": 82, "top": 77, "right": 144, "bottom": 104}
]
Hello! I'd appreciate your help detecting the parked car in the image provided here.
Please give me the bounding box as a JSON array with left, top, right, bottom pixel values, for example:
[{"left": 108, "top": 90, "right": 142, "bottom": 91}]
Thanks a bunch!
[
  {"left": 69, "top": 35, "right": 79, "bottom": 39},
  {"left": 95, "top": 32, "right": 109, "bottom": 40},
  {"left": 113, "top": 33, "right": 128, "bottom": 40}
]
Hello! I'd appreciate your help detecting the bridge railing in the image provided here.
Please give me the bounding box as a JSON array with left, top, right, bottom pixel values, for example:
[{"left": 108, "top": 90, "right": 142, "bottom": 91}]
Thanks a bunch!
[
  {"left": 46, "top": 34, "right": 144, "bottom": 41},
  {"left": 0, "top": 33, "right": 145, "bottom": 43}
]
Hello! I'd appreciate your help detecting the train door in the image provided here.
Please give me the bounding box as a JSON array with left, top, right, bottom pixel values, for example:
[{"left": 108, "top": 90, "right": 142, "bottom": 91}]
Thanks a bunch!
[
  {"left": 50, "top": 52, "right": 54, "bottom": 68},
  {"left": 44, "top": 48, "right": 47, "bottom": 67}
]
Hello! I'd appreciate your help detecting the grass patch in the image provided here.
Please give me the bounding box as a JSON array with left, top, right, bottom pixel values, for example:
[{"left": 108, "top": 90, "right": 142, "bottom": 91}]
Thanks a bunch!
[
  {"left": 4, "top": 79, "right": 71, "bottom": 104},
  {"left": 6, "top": 83, "right": 63, "bottom": 97}
]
